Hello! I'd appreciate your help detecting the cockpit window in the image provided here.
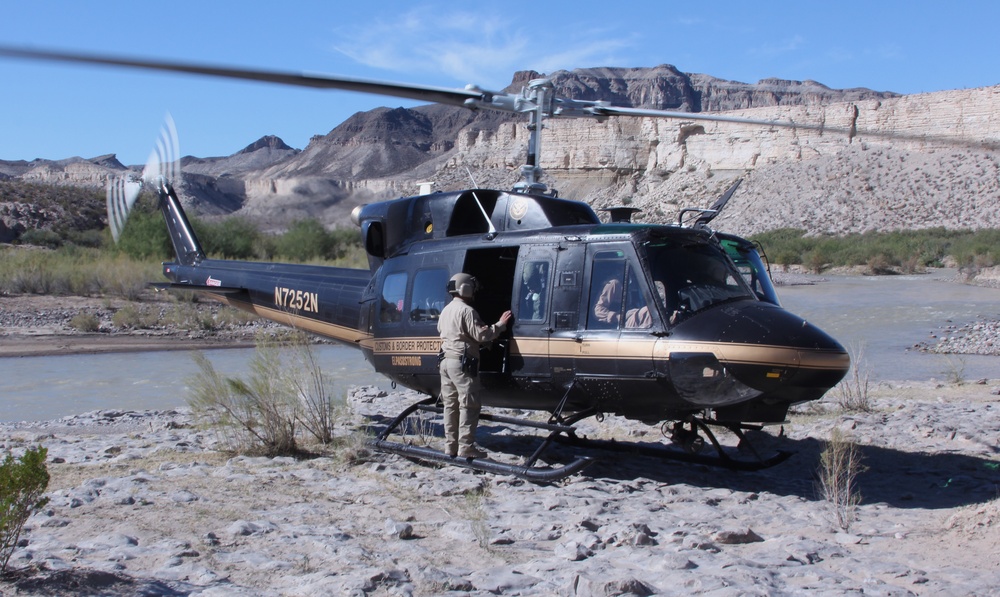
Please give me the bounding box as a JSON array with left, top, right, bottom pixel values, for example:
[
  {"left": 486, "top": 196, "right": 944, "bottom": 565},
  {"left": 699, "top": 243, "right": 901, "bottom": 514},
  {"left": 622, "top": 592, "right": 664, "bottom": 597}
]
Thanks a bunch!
[
  {"left": 380, "top": 272, "right": 408, "bottom": 324},
  {"left": 588, "top": 254, "right": 651, "bottom": 331},
  {"left": 640, "top": 239, "right": 755, "bottom": 324},
  {"left": 409, "top": 268, "right": 450, "bottom": 323},
  {"left": 719, "top": 237, "right": 781, "bottom": 305}
]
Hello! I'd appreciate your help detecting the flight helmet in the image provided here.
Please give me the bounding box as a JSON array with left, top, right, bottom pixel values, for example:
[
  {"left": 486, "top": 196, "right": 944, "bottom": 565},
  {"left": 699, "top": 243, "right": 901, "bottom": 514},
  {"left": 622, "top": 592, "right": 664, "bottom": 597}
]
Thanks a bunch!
[{"left": 447, "top": 273, "right": 479, "bottom": 299}]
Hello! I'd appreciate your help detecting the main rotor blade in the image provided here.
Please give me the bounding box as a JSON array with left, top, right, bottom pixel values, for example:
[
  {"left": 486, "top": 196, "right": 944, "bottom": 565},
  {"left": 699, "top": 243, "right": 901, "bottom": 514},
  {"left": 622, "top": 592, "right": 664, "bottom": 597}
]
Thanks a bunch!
[{"left": 0, "top": 45, "right": 487, "bottom": 109}]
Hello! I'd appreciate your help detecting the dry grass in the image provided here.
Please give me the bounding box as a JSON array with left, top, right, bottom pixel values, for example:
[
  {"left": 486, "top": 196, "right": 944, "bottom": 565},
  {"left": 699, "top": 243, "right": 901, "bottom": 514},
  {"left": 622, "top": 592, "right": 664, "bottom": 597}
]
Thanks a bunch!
[
  {"left": 835, "top": 343, "right": 873, "bottom": 413},
  {"left": 818, "top": 427, "right": 866, "bottom": 531}
]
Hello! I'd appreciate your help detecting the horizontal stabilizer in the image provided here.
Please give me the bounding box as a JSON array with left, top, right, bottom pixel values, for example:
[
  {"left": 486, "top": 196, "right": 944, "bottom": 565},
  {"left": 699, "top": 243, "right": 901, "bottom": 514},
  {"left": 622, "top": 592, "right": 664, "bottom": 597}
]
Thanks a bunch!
[{"left": 152, "top": 283, "right": 249, "bottom": 297}]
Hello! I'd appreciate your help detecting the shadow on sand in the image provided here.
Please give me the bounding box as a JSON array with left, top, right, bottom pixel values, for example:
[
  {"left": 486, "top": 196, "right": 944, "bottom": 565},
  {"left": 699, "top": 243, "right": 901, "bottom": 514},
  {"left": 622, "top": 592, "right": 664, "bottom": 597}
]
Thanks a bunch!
[{"left": 368, "top": 413, "right": 1000, "bottom": 511}]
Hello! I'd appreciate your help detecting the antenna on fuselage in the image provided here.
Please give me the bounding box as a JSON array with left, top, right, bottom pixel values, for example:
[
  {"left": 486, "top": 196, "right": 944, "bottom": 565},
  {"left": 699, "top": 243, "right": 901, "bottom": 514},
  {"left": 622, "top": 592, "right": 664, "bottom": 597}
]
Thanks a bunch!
[{"left": 465, "top": 166, "right": 496, "bottom": 235}]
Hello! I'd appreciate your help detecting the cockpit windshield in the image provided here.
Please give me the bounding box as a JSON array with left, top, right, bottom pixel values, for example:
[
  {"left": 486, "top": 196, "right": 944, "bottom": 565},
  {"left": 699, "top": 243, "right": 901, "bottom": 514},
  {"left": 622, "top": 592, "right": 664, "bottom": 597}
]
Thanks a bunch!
[{"left": 638, "top": 238, "right": 756, "bottom": 324}]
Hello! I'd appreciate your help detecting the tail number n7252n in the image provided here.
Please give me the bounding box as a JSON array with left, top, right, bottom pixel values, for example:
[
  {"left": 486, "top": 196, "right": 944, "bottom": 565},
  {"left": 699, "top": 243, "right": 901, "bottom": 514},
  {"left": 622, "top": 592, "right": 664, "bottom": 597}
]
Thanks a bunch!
[{"left": 274, "top": 286, "right": 319, "bottom": 313}]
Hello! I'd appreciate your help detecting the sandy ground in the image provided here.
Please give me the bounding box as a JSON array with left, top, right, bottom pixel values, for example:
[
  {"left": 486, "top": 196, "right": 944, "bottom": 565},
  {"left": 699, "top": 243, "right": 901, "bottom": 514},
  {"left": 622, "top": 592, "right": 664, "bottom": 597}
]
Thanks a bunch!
[{"left": 0, "top": 383, "right": 998, "bottom": 596}]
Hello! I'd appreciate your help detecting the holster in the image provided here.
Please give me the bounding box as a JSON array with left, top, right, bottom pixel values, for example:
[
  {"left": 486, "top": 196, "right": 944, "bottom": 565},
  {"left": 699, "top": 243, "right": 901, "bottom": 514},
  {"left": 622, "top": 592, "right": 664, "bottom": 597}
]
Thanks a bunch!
[{"left": 460, "top": 351, "right": 479, "bottom": 376}]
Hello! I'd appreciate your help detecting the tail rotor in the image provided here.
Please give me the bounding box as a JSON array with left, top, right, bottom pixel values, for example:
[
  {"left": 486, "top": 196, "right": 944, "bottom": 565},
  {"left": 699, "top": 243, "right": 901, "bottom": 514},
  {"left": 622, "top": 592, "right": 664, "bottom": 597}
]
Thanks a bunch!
[{"left": 106, "top": 114, "right": 180, "bottom": 242}]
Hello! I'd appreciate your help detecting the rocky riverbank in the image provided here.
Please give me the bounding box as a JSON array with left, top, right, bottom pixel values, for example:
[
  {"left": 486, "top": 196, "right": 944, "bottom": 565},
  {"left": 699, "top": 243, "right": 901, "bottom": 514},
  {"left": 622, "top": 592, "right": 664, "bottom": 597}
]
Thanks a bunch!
[
  {"left": 0, "top": 294, "right": 284, "bottom": 357},
  {"left": 1, "top": 383, "right": 999, "bottom": 595}
]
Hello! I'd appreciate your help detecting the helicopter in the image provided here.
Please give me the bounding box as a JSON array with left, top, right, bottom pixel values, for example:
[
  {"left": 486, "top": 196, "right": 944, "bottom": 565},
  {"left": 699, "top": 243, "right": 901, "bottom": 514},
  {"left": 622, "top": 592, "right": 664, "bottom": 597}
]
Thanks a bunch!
[{"left": 0, "top": 45, "right": 861, "bottom": 480}]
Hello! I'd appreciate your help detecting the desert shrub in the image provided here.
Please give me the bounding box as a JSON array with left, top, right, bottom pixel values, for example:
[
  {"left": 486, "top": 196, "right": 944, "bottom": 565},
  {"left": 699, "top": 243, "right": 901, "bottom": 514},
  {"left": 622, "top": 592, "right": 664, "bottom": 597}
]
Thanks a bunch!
[
  {"left": 865, "top": 254, "right": 894, "bottom": 276},
  {"left": 751, "top": 227, "right": 1000, "bottom": 272},
  {"left": 835, "top": 343, "right": 872, "bottom": 412},
  {"left": 803, "top": 248, "right": 831, "bottom": 274},
  {"left": 111, "top": 303, "right": 159, "bottom": 329},
  {"left": 17, "top": 229, "right": 63, "bottom": 249},
  {"left": 213, "top": 305, "right": 260, "bottom": 328},
  {"left": 818, "top": 428, "right": 866, "bottom": 531},
  {"left": 1, "top": 446, "right": 50, "bottom": 574},
  {"left": 188, "top": 347, "right": 297, "bottom": 456},
  {"left": 164, "top": 303, "right": 217, "bottom": 331},
  {"left": 114, "top": 202, "right": 173, "bottom": 261},
  {"left": 69, "top": 312, "right": 100, "bottom": 332},
  {"left": 282, "top": 330, "right": 337, "bottom": 445},
  {"left": 0, "top": 245, "right": 160, "bottom": 299},
  {"left": 188, "top": 332, "right": 339, "bottom": 455}
]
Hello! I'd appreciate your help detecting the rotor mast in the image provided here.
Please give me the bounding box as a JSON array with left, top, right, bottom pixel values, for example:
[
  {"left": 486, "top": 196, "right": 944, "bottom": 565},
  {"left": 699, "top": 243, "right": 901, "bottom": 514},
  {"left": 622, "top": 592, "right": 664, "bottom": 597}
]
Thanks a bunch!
[{"left": 515, "top": 79, "right": 552, "bottom": 194}]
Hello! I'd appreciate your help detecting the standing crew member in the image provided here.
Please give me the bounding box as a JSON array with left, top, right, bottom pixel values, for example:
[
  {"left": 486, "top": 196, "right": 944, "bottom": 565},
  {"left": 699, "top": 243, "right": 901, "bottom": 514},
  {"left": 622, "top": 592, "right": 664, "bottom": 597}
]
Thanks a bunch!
[{"left": 438, "top": 273, "right": 513, "bottom": 459}]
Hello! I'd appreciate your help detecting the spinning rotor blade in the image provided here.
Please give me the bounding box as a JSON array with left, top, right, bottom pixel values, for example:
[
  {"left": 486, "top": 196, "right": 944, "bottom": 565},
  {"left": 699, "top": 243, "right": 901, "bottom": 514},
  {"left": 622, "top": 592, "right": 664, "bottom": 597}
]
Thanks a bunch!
[
  {"left": 0, "top": 45, "right": 490, "bottom": 109},
  {"left": 144, "top": 114, "right": 180, "bottom": 185},
  {"left": 106, "top": 176, "right": 142, "bottom": 243},
  {"left": 106, "top": 116, "right": 181, "bottom": 243}
]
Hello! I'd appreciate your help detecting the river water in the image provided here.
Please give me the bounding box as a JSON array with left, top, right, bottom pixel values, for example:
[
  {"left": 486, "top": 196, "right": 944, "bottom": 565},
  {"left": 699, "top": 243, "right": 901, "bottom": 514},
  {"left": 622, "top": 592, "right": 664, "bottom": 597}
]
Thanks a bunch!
[
  {"left": 0, "top": 345, "right": 384, "bottom": 423},
  {"left": 2, "top": 272, "right": 998, "bottom": 422},
  {"left": 778, "top": 272, "right": 999, "bottom": 383}
]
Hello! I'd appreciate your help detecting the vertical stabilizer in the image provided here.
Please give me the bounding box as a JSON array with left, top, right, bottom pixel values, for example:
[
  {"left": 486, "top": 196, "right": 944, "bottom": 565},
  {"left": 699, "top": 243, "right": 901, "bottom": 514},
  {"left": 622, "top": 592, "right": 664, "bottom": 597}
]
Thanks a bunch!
[{"left": 155, "top": 179, "right": 204, "bottom": 266}]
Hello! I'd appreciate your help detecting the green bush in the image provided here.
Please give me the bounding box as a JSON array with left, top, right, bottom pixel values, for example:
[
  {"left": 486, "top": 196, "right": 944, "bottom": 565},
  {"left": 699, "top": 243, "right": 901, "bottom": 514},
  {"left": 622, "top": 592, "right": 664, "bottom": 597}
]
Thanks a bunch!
[
  {"left": 274, "top": 219, "right": 335, "bottom": 262},
  {"left": 1, "top": 446, "right": 50, "bottom": 573},
  {"left": 114, "top": 202, "right": 173, "bottom": 261},
  {"left": 18, "top": 229, "right": 63, "bottom": 249},
  {"left": 188, "top": 338, "right": 299, "bottom": 456},
  {"left": 750, "top": 227, "right": 1000, "bottom": 272},
  {"left": 195, "top": 216, "right": 263, "bottom": 260}
]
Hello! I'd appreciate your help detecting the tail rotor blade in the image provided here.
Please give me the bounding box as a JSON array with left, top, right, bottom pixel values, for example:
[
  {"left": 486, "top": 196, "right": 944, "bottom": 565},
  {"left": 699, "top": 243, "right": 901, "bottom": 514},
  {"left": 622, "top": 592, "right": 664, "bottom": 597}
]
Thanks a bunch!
[
  {"left": 142, "top": 114, "right": 180, "bottom": 185},
  {"left": 106, "top": 175, "right": 143, "bottom": 243},
  {"left": 108, "top": 115, "right": 181, "bottom": 243}
]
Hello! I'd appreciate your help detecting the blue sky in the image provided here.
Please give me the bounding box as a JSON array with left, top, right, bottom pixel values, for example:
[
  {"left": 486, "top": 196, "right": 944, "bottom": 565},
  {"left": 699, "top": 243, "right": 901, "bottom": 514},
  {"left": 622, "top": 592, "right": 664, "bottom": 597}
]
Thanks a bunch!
[{"left": 1, "top": 1, "right": 997, "bottom": 164}]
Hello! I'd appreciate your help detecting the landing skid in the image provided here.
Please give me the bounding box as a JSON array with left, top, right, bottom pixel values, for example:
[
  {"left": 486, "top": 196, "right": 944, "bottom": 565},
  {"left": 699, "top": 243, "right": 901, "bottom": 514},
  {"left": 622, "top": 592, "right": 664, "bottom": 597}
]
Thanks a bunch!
[
  {"left": 369, "top": 396, "right": 792, "bottom": 481},
  {"left": 555, "top": 419, "right": 792, "bottom": 472},
  {"left": 370, "top": 397, "right": 596, "bottom": 482}
]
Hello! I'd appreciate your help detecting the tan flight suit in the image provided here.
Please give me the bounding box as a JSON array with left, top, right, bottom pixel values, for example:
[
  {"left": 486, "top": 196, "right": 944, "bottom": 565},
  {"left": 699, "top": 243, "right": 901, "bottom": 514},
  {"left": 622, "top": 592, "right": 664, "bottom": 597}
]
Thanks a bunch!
[{"left": 437, "top": 296, "right": 507, "bottom": 457}]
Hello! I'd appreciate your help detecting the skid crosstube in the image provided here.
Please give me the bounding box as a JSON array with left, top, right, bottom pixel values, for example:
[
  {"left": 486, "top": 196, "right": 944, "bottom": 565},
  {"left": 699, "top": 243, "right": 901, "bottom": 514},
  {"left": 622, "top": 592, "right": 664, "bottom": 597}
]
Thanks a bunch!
[
  {"left": 370, "top": 396, "right": 596, "bottom": 482},
  {"left": 370, "top": 439, "right": 596, "bottom": 482}
]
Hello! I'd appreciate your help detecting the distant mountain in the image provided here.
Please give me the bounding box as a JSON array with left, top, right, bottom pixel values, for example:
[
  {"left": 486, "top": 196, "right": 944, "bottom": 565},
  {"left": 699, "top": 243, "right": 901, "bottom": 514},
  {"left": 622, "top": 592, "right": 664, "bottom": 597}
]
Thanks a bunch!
[{"left": 3, "top": 64, "right": 998, "bottom": 241}]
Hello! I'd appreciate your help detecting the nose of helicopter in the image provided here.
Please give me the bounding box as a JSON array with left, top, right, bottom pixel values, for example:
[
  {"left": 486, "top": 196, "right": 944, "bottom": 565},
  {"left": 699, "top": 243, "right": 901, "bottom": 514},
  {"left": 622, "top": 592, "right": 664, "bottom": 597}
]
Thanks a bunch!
[{"left": 664, "top": 300, "right": 850, "bottom": 412}]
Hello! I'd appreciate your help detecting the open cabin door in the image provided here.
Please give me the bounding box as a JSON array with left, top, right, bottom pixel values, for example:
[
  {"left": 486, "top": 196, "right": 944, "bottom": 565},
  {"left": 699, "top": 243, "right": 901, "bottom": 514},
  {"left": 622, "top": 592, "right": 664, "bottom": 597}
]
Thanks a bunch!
[{"left": 463, "top": 246, "right": 518, "bottom": 376}]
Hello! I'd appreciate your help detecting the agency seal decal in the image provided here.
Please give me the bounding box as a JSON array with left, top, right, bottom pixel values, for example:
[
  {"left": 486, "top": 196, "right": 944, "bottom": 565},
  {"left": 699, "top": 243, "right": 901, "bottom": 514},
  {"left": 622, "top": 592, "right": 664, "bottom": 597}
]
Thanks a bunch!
[{"left": 509, "top": 197, "right": 529, "bottom": 221}]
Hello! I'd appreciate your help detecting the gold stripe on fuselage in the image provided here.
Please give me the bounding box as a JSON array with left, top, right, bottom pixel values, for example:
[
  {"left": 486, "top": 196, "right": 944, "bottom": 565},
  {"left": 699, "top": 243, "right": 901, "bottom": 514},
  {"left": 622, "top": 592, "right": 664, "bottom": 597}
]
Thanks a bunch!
[
  {"left": 206, "top": 294, "right": 371, "bottom": 345},
  {"left": 365, "top": 335, "right": 846, "bottom": 371},
  {"left": 202, "top": 293, "right": 847, "bottom": 373}
]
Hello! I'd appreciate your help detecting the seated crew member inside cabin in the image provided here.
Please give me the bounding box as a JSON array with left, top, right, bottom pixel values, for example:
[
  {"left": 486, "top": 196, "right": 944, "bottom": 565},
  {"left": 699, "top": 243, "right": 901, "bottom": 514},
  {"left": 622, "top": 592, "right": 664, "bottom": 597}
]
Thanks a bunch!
[
  {"left": 624, "top": 280, "right": 666, "bottom": 329},
  {"left": 593, "top": 275, "right": 623, "bottom": 326},
  {"left": 437, "top": 273, "right": 513, "bottom": 459}
]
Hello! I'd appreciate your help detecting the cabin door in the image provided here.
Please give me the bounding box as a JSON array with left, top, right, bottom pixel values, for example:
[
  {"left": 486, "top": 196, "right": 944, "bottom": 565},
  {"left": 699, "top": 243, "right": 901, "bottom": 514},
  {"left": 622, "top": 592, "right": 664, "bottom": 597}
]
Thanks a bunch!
[
  {"left": 510, "top": 245, "right": 556, "bottom": 380},
  {"left": 570, "top": 243, "right": 657, "bottom": 412}
]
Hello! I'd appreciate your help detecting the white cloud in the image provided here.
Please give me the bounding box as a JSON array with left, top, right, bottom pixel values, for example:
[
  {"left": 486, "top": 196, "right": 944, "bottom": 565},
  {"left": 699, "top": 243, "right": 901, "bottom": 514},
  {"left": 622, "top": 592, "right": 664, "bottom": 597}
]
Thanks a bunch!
[
  {"left": 749, "top": 34, "right": 806, "bottom": 58},
  {"left": 330, "top": 8, "right": 635, "bottom": 87}
]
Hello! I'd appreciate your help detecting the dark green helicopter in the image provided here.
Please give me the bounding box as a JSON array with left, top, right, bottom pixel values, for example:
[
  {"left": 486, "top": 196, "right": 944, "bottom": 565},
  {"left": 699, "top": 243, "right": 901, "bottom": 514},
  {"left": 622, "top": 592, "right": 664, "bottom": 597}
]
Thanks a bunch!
[{"left": 0, "top": 46, "right": 853, "bottom": 480}]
